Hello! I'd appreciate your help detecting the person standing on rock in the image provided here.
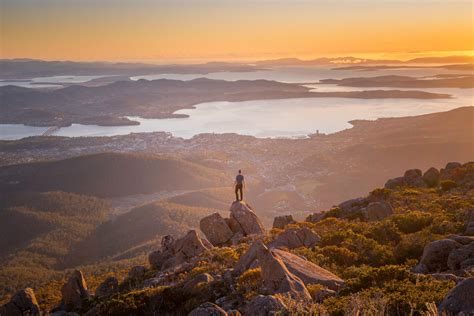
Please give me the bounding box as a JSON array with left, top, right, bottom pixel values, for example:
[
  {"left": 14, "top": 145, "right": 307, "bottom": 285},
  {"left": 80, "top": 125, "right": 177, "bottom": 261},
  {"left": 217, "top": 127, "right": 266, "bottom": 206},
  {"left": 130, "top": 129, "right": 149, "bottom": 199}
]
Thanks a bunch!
[{"left": 234, "top": 170, "right": 245, "bottom": 201}]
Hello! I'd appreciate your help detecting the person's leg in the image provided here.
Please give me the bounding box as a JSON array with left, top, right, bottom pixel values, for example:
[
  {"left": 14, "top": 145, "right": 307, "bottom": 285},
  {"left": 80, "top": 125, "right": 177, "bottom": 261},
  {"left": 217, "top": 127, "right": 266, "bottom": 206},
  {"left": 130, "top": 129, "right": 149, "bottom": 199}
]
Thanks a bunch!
[
  {"left": 240, "top": 186, "right": 243, "bottom": 201},
  {"left": 235, "top": 185, "right": 239, "bottom": 201}
]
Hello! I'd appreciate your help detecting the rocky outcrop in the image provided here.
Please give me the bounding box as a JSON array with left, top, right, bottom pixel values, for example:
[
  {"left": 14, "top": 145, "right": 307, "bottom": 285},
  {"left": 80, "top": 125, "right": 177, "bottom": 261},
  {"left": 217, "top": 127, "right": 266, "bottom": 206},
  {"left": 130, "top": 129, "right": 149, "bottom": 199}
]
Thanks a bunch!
[
  {"left": 243, "top": 295, "right": 287, "bottom": 316},
  {"left": 199, "top": 202, "right": 264, "bottom": 247},
  {"left": 385, "top": 162, "right": 474, "bottom": 190},
  {"left": 188, "top": 302, "right": 227, "bottom": 316},
  {"left": 229, "top": 201, "right": 265, "bottom": 236},
  {"left": 439, "top": 278, "right": 474, "bottom": 314},
  {"left": 415, "top": 236, "right": 474, "bottom": 275},
  {"left": 269, "top": 227, "right": 320, "bottom": 249},
  {"left": 272, "top": 215, "right": 296, "bottom": 229},
  {"left": 365, "top": 201, "right": 393, "bottom": 221},
  {"left": 200, "top": 213, "right": 234, "bottom": 246},
  {"left": 272, "top": 249, "right": 344, "bottom": 291},
  {"left": 415, "top": 239, "right": 462, "bottom": 273},
  {"left": 0, "top": 288, "right": 41, "bottom": 316},
  {"left": 149, "top": 230, "right": 212, "bottom": 271},
  {"left": 422, "top": 167, "right": 440, "bottom": 187},
  {"left": 256, "top": 242, "right": 311, "bottom": 300},
  {"left": 233, "top": 241, "right": 266, "bottom": 276},
  {"left": 447, "top": 241, "right": 474, "bottom": 271},
  {"left": 385, "top": 169, "right": 427, "bottom": 189},
  {"left": 95, "top": 277, "right": 119, "bottom": 297},
  {"left": 59, "top": 270, "right": 90, "bottom": 312}
]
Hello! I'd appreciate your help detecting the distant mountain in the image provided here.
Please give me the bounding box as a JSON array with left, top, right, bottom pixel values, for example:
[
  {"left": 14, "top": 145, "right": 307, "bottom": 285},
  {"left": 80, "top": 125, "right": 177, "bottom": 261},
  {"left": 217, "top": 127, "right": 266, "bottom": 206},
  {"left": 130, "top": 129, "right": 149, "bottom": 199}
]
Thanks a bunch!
[
  {"left": 255, "top": 55, "right": 474, "bottom": 66},
  {"left": 0, "top": 59, "right": 262, "bottom": 79},
  {"left": 0, "top": 152, "right": 229, "bottom": 197}
]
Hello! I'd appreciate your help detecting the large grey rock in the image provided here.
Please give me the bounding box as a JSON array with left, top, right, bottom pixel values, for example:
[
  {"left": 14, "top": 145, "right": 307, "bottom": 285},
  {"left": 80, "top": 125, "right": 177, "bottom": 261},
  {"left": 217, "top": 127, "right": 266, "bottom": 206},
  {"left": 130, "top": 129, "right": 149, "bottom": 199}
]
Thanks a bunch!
[
  {"left": 233, "top": 241, "right": 266, "bottom": 276},
  {"left": 173, "top": 230, "right": 211, "bottom": 261},
  {"left": 439, "top": 278, "right": 474, "bottom": 314},
  {"left": 188, "top": 302, "right": 227, "bottom": 316},
  {"left": 0, "top": 288, "right": 41, "bottom": 316},
  {"left": 272, "top": 248, "right": 344, "bottom": 291},
  {"left": 95, "top": 277, "right": 118, "bottom": 297},
  {"left": 273, "top": 215, "right": 296, "bottom": 229},
  {"left": 422, "top": 167, "right": 440, "bottom": 187},
  {"left": 385, "top": 177, "right": 406, "bottom": 189},
  {"left": 60, "top": 270, "right": 90, "bottom": 312},
  {"left": 243, "top": 295, "right": 287, "bottom": 316},
  {"left": 269, "top": 227, "right": 320, "bottom": 249},
  {"left": 200, "top": 213, "right": 234, "bottom": 246},
  {"left": 229, "top": 201, "right": 265, "bottom": 236},
  {"left": 364, "top": 201, "right": 393, "bottom": 221},
  {"left": 447, "top": 242, "right": 474, "bottom": 271},
  {"left": 256, "top": 242, "right": 311, "bottom": 300},
  {"left": 415, "top": 239, "right": 462, "bottom": 273}
]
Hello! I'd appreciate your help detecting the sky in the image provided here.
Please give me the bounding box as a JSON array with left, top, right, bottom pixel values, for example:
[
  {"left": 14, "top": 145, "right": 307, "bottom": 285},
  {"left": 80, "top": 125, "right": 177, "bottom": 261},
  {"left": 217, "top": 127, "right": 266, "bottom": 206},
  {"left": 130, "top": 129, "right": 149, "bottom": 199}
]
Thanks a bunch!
[{"left": 1, "top": 0, "right": 473, "bottom": 62}]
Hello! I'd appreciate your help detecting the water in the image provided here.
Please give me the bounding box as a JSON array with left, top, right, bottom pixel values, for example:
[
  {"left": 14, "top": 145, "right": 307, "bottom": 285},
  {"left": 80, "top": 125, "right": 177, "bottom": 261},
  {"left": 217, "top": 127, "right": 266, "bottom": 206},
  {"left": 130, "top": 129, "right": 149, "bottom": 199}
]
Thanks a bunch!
[
  {"left": 0, "top": 97, "right": 468, "bottom": 140},
  {"left": 0, "top": 66, "right": 472, "bottom": 140}
]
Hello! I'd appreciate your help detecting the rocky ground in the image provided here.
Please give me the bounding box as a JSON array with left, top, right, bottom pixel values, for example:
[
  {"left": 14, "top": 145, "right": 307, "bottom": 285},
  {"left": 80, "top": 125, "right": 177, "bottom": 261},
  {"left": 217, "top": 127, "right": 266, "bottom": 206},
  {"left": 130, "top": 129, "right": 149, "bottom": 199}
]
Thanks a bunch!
[{"left": 2, "top": 161, "right": 474, "bottom": 315}]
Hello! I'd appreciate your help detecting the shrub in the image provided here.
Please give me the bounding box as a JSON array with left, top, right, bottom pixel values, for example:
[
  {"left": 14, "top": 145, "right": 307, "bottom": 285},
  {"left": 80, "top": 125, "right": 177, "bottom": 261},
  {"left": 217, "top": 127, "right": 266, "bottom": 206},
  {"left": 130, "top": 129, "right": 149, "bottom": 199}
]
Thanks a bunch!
[
  {"left": 318, "top": 246, "right": 358, "bottom": 267},
  {"left": 391, "top": 211, "right": 433, "bottom": 234},
  {"left": 440, "top": 180, "right": 457, "bottom": 191},
  {"left": 236, "top": 268, "right": 262, "bottom": 300},
  {"left": 367, "top": 221, "right": 402, "bottom": 245}
]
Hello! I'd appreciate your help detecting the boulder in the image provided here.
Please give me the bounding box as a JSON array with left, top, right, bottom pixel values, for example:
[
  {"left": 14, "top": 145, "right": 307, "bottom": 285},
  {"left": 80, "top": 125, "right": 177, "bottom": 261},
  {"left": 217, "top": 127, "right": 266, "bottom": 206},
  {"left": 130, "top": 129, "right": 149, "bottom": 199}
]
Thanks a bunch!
[
  {"left": 243, "top": 295, "right": 287, "bottom": 316},
  {"left": 447, "top": 242, "right": 474, "bottom": 271},
  {"left": 439, "top": 277, "right": 474, "bottom": 314},
  {"left": 229, "top": 201, "right": 265, "bottom": 236},
  {"left": 183, "top": 273, "right": 214, "bottom": 293},
  {"left": 272, "top": 248, "right": 344, "bottom": 291},
  {"left": 256, "top": 242, "right": 311, "bottom": 300},
  {"left": 161, "top": 235, "right": 175, "bottom": 252},
  {"left": 445, "top": 162, "right": 462, "bottom": 170},
  {"left": 200, "top": 213, "right": 234, "bottom": 246},
  {"left": 422, "top": 167, "right": 440, "bottom": 187},
  {"left": 338, "top": 197, "right": 366, "bottom": 212},
  {"left": 364, "top": 201, "right": 393, "bottom": 221},
  {"left": 269, "top": 227, "right": 320, "bottom": 249},
  {"left": 233, "top": 241, "right": 266, "bottom": 276},
  {"left": 95, "top": 277, "right": 118, "bottom": 297},
  {"left": 60, "top": 270, "right": 90, "bottom": 312},
  {"left": 415, "top": 239, "right": 462, "bottom": 273},
  {"left": 149, "top": 249, "right": 167, "bottom": 270},
  {"left": 404, "top": 169, "right": 427, "bottom": 188},
  {"left": 273, "top": 215, "right": 296, "bottom": 229},
  {"left": 188, "top": 302, "right": 227, "bottom": 316},
  {"left": 385, "top": 177, "right": 406, "bottom": 189},
  {"left": 173, "top": 230, "right": 211, "bottom": 262},
  {"left": 0, "top": 288, "right": 41, "bottom": 316}
]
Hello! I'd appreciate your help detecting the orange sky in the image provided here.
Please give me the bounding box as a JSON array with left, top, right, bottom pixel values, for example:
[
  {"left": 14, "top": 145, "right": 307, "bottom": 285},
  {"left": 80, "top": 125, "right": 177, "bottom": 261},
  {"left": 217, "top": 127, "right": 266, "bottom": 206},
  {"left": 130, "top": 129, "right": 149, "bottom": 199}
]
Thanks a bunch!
[{"left": 1, "top": 0, "right": 473, "bottom": 62}]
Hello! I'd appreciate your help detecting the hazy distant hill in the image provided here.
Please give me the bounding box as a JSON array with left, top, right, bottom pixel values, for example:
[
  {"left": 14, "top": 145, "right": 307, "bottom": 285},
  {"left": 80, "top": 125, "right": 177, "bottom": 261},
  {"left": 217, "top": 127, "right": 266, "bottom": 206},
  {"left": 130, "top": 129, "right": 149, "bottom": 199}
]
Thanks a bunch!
[
  {"left": 0, "top": 152, "right": 228, "bottom": 197},
  {"left": 63, "top": 201, "right": 217, "bottom": 267}
]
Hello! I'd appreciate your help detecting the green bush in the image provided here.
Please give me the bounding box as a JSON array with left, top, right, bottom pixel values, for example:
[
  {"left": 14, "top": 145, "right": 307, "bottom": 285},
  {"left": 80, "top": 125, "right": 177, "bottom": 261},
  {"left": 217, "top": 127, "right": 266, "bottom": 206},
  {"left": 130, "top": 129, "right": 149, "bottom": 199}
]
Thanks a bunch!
[{"left": 391, "top": 211, "right": 433, "bottom": 234}]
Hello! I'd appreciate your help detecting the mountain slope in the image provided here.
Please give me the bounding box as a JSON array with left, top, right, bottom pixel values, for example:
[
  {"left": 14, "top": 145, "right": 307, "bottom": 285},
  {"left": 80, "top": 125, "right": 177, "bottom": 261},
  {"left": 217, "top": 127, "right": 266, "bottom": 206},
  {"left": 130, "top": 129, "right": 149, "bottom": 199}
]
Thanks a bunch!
[{"left": 0, "top": 152, "right": 229, "bottom": 197}]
